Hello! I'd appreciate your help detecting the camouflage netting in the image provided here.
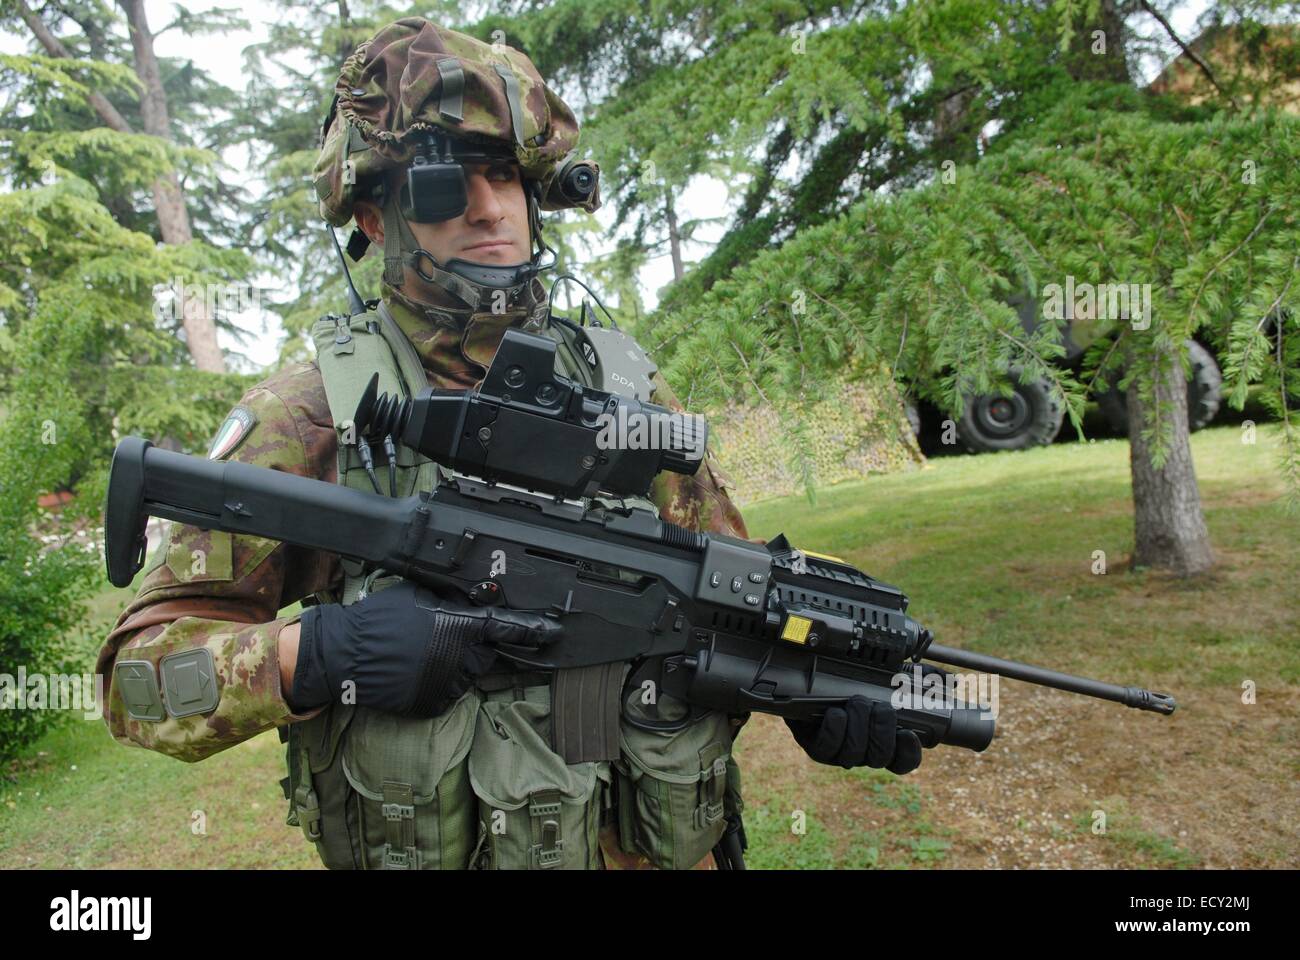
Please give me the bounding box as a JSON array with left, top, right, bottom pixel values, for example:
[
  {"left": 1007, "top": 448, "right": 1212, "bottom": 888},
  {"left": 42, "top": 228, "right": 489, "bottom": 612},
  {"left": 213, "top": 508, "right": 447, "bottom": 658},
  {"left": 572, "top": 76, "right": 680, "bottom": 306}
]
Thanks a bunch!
[{"left": 703, "top": 364, "right": 924, "bottom": 507}]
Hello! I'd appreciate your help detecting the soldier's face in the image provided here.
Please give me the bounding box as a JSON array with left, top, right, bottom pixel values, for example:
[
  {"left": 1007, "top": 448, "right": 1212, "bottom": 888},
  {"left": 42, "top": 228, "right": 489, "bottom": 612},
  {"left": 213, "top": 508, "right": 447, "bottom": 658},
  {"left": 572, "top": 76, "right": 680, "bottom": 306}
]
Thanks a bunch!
[{"left": 355, "top": 161, "right": 531, "bottom": 280}]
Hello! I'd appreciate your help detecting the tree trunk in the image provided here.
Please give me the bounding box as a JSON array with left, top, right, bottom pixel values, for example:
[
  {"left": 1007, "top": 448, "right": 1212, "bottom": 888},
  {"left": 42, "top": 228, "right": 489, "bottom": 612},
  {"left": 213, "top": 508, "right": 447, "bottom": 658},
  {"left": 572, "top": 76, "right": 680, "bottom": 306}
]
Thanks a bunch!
[
  {"left": 1127, "top": 344, "right": 1215, "bottom": 576},
  {"left": 16, "top": 0, "right": 133, "bottom": 132},
  {"left": 1066, "top": 0, "right": 1131, "bottom": 84},
  {"left": 933, "top": 83, "right": 977, "bottom": 156},
  {"left": 119, "top": 0, "right": 226, "bottom": 373},
  {"left": 18, "top": 0, "right": 227, "bottom": 372},
  {"left": 664, "top": 193, "right": 684, "bottom": 282}
]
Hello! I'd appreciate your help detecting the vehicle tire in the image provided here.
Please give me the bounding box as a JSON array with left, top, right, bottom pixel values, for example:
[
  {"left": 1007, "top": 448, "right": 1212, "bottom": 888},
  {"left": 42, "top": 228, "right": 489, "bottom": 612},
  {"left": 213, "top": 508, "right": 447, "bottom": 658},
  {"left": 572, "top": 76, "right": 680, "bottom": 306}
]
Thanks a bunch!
[
  {"left": 1097, "top": 339, "right": 1222, "bottom": 434},
  {"left": 955, "top": 368, "right": 1064, "bottom": 453}
]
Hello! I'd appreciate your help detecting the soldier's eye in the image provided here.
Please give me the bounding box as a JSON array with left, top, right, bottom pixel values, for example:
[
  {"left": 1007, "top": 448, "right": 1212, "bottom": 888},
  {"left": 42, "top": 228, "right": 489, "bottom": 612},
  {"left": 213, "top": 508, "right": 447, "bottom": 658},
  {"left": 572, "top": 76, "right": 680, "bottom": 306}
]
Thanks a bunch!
[{"left": 487, "top": 163, "right": 516, "bottom": 182}]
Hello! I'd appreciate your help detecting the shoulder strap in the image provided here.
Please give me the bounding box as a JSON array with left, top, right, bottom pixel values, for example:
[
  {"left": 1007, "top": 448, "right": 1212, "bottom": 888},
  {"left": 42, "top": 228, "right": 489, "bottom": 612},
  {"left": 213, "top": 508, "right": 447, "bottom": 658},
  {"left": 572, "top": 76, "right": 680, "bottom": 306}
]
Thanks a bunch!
[
  {"left": 374, "top": 299, "right": 436, "bottom": 402},
  {"left": 310, "top": 309, "right": 446, "bottom": 605}
]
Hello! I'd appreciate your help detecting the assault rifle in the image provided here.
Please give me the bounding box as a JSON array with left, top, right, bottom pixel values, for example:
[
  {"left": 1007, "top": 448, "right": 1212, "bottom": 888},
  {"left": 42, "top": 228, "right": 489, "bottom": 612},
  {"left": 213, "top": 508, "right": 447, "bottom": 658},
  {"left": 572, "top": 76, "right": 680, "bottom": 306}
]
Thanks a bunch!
[{"left": 104, "top": 329, "right": 1174, "bottom": 757}]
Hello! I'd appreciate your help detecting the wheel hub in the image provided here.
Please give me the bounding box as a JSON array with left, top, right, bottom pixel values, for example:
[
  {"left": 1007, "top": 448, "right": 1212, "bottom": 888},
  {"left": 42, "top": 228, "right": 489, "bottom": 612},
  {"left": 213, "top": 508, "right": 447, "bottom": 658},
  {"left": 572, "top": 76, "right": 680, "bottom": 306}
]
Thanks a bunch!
[{"left": 976, "top": 393, "right": 1030, "bottom": 437}]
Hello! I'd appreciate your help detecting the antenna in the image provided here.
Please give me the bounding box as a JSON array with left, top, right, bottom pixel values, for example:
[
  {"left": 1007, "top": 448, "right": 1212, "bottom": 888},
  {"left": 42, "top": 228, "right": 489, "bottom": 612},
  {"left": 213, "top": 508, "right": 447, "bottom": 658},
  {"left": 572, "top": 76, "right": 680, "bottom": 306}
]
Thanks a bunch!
[{"left": 328, "top": 225, "right": 369, "bottom": 318}]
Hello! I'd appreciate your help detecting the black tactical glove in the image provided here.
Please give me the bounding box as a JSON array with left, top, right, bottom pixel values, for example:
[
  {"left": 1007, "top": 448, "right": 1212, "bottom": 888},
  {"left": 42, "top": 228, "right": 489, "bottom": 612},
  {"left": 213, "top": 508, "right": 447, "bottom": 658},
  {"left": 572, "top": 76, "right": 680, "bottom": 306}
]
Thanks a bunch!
[
  {"left": 785, "top": 697, "right": 924, "bottom": 775},
  {"left": 290, "top": 579, "right": 561, "bottom": 716}
]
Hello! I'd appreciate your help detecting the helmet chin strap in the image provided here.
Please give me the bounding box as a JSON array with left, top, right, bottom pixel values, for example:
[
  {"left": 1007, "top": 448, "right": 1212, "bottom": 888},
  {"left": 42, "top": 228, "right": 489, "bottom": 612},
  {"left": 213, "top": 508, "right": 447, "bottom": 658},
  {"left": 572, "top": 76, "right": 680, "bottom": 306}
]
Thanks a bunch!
[{"left": 380, "top": 178, "right": 556, "bottom": 313}]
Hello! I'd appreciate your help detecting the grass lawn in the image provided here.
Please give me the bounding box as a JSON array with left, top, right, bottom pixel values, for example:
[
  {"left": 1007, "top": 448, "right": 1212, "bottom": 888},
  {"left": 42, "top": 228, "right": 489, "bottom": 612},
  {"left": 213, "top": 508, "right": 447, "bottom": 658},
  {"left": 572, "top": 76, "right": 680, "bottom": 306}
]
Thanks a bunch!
[
  {"left": 3, "top": 424, "right": 1296, "bottom": 868},
  {"left": 735, "top": 423, "right": 1298, "bottom": 868},
  {"left": 0, "top": 571, "right": 318, "bottom": 868}
]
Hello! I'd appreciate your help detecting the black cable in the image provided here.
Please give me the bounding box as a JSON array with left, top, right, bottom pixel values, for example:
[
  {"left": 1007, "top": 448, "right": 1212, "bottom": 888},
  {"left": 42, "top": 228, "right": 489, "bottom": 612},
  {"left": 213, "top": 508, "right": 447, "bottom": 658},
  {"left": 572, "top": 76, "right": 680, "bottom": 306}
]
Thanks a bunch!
[
  {"left": 546, "top": 273, "right": 619, "bottom": 330},
  {"left": 355, "top": 436, "right": 383, "bottom": 495},
  {"left": 525, "top": 179, "right": 559, "bottom": 282},
  {"left": 383, "top": 435, "right": 398, "bottom": 497},
  {"left": 548, "top": 313, "right": 586, "bottom": 341}
]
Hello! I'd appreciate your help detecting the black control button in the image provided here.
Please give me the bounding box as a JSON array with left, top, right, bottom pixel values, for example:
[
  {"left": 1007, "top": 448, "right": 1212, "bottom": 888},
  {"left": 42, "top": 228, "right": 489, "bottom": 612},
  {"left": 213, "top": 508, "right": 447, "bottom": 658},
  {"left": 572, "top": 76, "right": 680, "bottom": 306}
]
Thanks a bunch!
[
  {"left": 743, "top": 594, "right": 760, "bottom": 606},
  {"left": 748, "top": 572, "right": 765, "bottom": 583},
  {"left": 709, "top": 571, "right": 721, "bottom": 588},
  {"left": 731, "top": 577, "right": 743, "bottom": 593}
]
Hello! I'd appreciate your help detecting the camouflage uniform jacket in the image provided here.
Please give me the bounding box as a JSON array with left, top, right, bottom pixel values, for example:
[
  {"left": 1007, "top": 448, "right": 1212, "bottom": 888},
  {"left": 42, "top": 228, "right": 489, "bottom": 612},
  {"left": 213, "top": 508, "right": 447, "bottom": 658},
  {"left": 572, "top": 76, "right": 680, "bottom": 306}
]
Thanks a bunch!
[{"left": 96, "top": 282, "right": 751, "bottom": 866}]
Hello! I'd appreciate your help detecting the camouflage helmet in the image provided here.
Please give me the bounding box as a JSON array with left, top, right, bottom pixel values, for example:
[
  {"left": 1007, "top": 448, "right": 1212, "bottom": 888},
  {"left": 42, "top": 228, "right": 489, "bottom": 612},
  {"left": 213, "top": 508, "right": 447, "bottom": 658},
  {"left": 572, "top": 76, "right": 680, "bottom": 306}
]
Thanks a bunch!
[{"left": 313, "top": 17, "right": 601, "bottom": 233}]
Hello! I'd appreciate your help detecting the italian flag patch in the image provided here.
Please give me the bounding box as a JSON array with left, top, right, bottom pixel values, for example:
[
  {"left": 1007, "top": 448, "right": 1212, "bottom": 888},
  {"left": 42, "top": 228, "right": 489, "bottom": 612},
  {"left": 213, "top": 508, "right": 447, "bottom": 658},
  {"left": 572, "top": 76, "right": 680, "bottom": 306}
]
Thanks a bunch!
[{"left": 207, "top": 405, "right": 257, "bottom": 461}]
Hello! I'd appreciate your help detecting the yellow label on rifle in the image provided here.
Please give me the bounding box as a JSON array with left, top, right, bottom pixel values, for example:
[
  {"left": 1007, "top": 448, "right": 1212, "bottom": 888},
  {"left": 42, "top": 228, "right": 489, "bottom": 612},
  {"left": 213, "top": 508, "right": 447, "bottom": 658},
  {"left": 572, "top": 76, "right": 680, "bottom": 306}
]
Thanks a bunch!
[
  {"left": 781, "top": 615, "right": 813, "bottom": 644},
  {"left": 801, "top": 548, "right": 845, "bottom": 564}
]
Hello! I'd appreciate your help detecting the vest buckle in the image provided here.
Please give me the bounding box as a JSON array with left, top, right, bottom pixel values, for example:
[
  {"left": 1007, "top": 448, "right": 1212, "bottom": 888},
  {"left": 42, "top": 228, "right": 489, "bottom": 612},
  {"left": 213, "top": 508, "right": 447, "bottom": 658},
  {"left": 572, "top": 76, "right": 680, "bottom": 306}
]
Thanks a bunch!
[
  {"left": 294, "top": 784, "right": 322, "bottom": 842},
  {"left": 529, "top": 790, "right": 564, "bottom": 869}
]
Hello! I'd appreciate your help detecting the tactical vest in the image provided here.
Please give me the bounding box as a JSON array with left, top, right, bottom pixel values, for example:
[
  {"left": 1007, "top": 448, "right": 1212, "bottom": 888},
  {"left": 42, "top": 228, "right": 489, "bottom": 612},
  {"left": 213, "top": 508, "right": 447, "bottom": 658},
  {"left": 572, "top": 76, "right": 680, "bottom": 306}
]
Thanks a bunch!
[{"left": 280, "top": 300, "right": 738, "bottom": 869}]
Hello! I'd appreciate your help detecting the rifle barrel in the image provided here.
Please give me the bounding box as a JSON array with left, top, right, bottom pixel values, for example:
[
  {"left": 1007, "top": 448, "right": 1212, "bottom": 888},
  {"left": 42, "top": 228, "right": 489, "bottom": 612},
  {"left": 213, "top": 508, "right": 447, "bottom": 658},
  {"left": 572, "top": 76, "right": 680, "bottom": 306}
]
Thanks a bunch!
[{"left": 923, "top": 643, "right": 1176, "bottom": 715}]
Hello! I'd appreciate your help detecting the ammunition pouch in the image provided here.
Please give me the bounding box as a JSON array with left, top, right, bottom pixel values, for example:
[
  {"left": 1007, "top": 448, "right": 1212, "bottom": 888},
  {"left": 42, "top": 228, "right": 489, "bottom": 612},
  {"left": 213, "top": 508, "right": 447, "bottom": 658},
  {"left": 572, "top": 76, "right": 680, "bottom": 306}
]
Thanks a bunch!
[
  {"left": 467, "top": 682, "right": 605, "bottom": 869},
  {"left": 283, "top": 689, "right": 479, "bottom": 869},
  {"left": 613, "top": 693, "right": 736, "bottom": 870}
]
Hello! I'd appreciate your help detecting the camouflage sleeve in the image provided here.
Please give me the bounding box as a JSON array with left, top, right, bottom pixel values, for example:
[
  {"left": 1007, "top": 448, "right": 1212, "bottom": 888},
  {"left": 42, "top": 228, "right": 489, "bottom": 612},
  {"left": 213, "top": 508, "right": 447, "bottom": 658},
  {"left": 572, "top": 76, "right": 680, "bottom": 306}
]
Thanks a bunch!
[
  {"left": 646, "top": 370, "right": 750, "bottom": 540},
  {"left": 95, "top": 364, "right": 342, "bottom": 762}
]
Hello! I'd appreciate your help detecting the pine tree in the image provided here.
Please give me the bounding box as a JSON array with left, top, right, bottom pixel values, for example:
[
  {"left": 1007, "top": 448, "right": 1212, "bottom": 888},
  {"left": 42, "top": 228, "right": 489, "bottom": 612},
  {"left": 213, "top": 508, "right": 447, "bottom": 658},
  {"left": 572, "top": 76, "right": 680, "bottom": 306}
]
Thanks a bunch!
[
  {"left": 3, "top": 0, "right": 260, "bottom": 371},
  {"left": 0, "top": 21, "right": 260, "bottom": 758},
  {"left": 653, "top": 95, "right": 1299, "bottom": 576}
]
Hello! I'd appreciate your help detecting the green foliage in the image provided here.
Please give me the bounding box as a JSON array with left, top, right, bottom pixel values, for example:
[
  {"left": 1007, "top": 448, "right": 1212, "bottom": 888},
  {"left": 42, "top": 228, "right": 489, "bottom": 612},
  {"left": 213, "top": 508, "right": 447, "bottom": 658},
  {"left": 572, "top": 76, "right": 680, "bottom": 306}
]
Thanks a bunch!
[
  {"left": 0, "top": 395, "right": 99, "bottom": 763},
  {"left": 0, "top": 51, "right": 140, "bottom": 102},
  {"left": 651, "top": 99, "right": 1300, "bottom": 501},
  {"left": 479, "top": 1, "right": 1153, "bottom": 312},
  {"left": 0, "top": 173, "right": 114, "bottom": 757},
  {"left": 0, "top": 170, "right": 254, "bottom": 762},
  {"left": 0, "top": 2, "right": 255, "bottom": 247}
]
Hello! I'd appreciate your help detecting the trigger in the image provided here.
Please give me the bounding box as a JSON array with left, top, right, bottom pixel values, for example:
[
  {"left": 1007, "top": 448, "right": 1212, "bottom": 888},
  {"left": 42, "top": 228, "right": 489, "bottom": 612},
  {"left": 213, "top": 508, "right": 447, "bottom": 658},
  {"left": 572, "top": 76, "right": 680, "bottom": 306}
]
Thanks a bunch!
[{"left": 467, "top": 580, "right": 503, "bottom": 606}]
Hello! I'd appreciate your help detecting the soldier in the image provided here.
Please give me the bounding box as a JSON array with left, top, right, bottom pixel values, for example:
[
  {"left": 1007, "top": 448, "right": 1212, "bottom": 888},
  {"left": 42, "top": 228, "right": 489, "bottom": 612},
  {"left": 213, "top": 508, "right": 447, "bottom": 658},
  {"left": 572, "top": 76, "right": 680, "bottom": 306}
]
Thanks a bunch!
[{"left": 97, "top": 17, "right": 923, "bottom": 871}]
